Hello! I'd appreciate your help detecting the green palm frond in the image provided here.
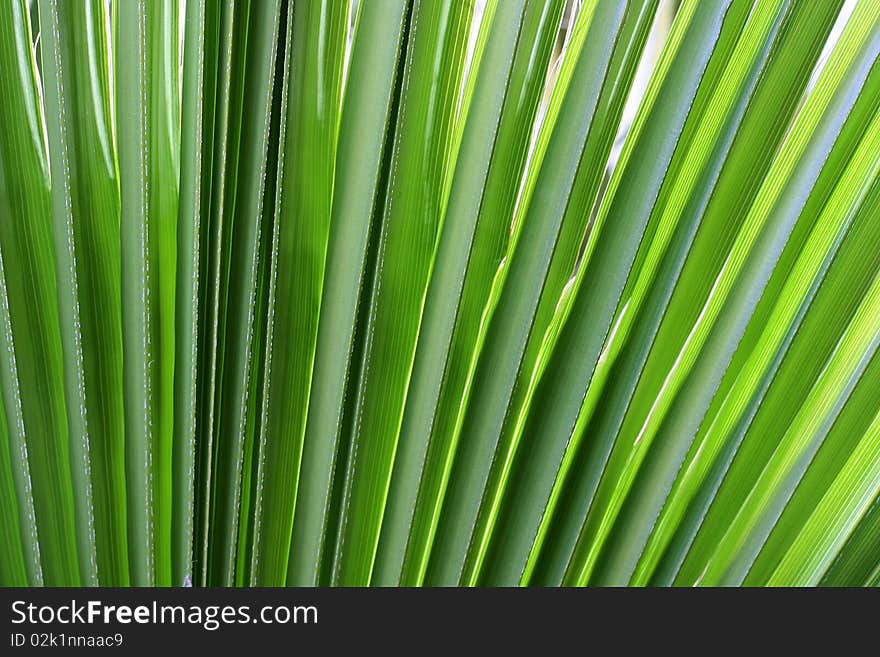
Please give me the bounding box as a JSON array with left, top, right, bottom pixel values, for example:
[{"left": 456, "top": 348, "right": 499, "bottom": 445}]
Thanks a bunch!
[{"left": 0, "top": 0, "right": 879, "bottom": 587}]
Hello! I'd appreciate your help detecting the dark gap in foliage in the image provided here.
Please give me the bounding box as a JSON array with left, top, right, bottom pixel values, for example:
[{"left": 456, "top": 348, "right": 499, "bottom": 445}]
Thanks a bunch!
[
  {"left": 207, "top": 1, "right": 253, "bottom": 587},
  {"left": 318, "top": 0, "right": 415, "bottom": 586},
  {"left": 238, "top": 0, "right": 290, "bottom": 587},
  {"left": 30, "top": 1, "right": 41, "bottom": 76},
  {"left": 203, "top": 0, "right": 241, "bottom": 582},
  {"left": 193, "top": 0, "right": 223, "bottom": 587}
]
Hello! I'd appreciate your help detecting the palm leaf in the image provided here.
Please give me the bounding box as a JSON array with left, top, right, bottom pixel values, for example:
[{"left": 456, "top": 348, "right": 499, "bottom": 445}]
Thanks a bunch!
[
  {"left": 1, "top": 0, "right": 879, "bottom": 588},
  {"left": 0, "top": 0, "right": 80, "bottom": 586}
]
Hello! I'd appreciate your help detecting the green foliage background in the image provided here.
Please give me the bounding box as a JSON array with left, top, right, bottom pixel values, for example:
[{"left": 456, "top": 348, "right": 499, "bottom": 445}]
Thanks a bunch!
[{"left": 0, "top": 0, "right": 879, "bottom": 587}]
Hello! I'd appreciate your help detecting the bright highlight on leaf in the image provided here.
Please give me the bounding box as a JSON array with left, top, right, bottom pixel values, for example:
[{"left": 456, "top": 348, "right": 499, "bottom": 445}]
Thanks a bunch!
[{"left": 0, "top": 0, "right": 878, "bottom": 587}]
